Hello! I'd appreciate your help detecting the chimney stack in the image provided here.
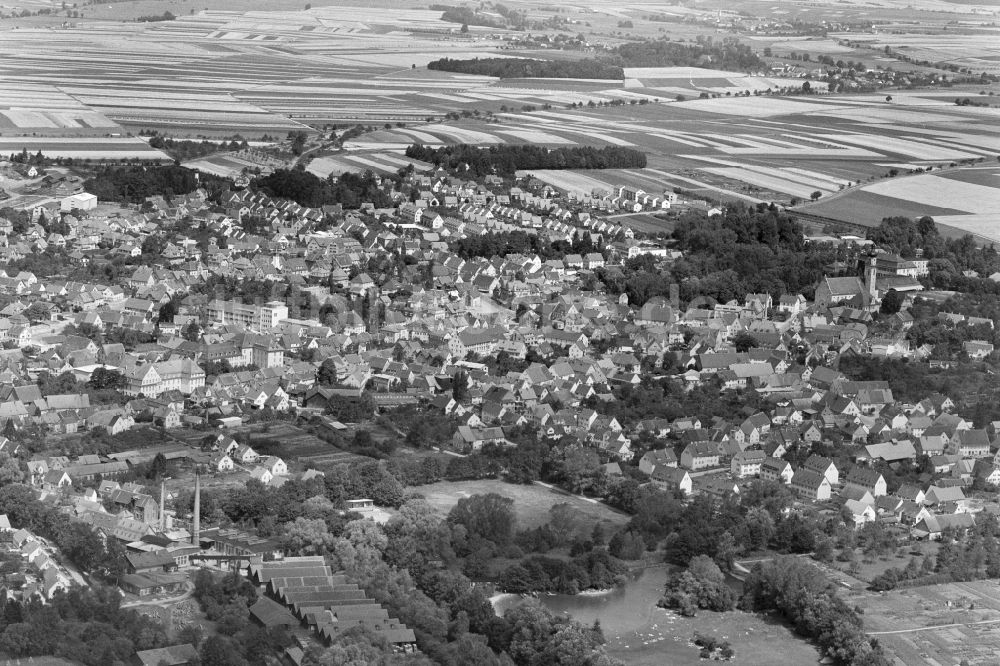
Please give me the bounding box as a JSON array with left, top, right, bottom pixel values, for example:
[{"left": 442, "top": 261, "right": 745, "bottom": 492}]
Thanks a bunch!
[
  {"left": 159, "top": 480, "right": 166, "bottom": 532},
  {"left": 192, "top": 473, "right": 200, "bottom": 547}
]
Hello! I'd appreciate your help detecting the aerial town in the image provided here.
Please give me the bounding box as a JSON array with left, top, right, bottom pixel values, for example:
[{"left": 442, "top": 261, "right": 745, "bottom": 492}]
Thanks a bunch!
[{"left": 1, "top": 0, "right": 1000, "bottom": 665}]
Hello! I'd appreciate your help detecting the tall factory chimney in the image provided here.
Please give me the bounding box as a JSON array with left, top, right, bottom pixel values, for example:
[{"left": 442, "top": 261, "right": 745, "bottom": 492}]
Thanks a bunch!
[{"left": 192, "top": 473, "right": 200, "bottom": 547}]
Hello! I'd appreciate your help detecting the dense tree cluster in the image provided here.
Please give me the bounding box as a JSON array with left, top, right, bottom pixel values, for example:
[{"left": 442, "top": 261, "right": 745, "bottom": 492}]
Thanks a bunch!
[
  {"left": 451, "top": 229, "right": 599, "bottom": 262},
  {"left": 254, "top": 168, "right": 392, "bottom": 209},
  {"left": 867, "top": 216, "right": 1000, "bottom": 294},
  {"left": 741, "top": 557, "right": 890, "bottom": 666},
  {"left": 428, "top": 57, "right": 624, "bottom": 80},
  {"left": 0, "top": 484, "right": 122, "bottom": 575},
  {"left": 434, "top": 4, "right": 512, "bottom": 29},
  {"left": 405, "top": 144, "right": 646, "bottom": 177},
  {"left": 83, "top": 165, "right": 223, "bottom": 204},
  {"left": 0, "top": 586, "right": 168, "bottom": 664},
  {"left": 593, "top": 204, "right": 843, "bottom": 308},
  {"left": 499, "top": 550, "right": 627, "bottom": 594},
  {"left": 583, "top": 376, "right": 764, "bottom": 428},
  {"left": 148, "top": 135, "right": 247, "bottom": 161},
  {"left": 659, "top": 555, "right": 737, "bottom": 616},
  {"left": 609, "top": 36, "right": 766, "bottom": 72},
  {"left": 190, "top": 569, "right": 294, "bottom": 665}
]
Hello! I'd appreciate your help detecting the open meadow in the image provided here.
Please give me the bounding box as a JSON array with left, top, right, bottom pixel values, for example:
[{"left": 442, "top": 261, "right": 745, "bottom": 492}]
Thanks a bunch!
[
  {"left": 605, "top": 607, "right": 821, "bottom": 666},
  {"left": 412, "top": 478, "right": 629, "bottom": 531}
]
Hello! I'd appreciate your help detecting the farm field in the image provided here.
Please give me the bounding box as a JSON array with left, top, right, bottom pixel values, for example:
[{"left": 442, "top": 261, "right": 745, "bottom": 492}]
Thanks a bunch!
[
  {"left": 414, "top": 479, "right": 629, "bottom": 531},
  {"left": 0, "top": 136, "right": 169, "bottom": 160},
  {"left": 2, "top": 2, "right": 999, "bottom": 221},
  {"left": 349, "top": 90, "right": 1000, "bottom": 209},
  {"left": 800, "top": 166, "right": 1000, "bottom": 241},
  {"left": 846, "top": 581, "right": 1000, "bottom": 666},
  {"left": 835, "top": 31, "right": 1000, "bottom": 75}
]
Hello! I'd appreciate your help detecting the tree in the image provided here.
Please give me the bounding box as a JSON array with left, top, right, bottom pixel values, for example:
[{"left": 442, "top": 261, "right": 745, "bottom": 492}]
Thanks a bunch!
[
  {"left": 147, "top": 453, "right": 168, "bottom": 480},
  {"left": 317, "top": 358, "right": 338, "bottom": 386},
  {"left": 560, "top": 447, "right": 603, "bottom": 495},
  {"left": 182, "top": 321, "right": 201, "bottom": 342},
  {"left": 810, "top": 190, "right": 822, "bottom": 201},
  {"left": 200, "top": 635, "right": 249, "bottom": 666},
  {"left": 880, "top": 289, "right": 904, "bottom": 315},
  {"left": 731, "top": 331, "right": 757, "bottom": 353},
  {"left": 283, "top": 517, "right": 337, "bottom": 556},
  {"left": 452, "top": 370, "right": 469, "bottom": 402},
  {"left": 659, "top": 554, "right": 736, "bottom": 616},
  {"left": 141, "top": 234, "right": 167, "bottom": 256},
  {"left": 88, "top": 367, "right": 126, "bottom": 391},
  {"left": 448, "top": 493, "right": 516, "bottom": 546},
  {"left": 157, "top": 300, "right": 178, "bottom": 323},
  {"left": 0, "top": 452, "right": 24, "bottom": 484}
]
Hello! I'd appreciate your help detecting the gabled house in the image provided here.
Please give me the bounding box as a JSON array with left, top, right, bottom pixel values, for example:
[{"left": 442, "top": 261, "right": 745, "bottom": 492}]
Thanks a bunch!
[
  {"left": 760, "top": 457, "right": 793, "bottom": 485},
  {"left": 680, "top": 441, "right": 721, "bottom": 471},
  {"left": 790, "top": 469, "right": 831, "bottom": 501},
  {"left": 843, "top": 467, "right": 887, "bottom": 497}
]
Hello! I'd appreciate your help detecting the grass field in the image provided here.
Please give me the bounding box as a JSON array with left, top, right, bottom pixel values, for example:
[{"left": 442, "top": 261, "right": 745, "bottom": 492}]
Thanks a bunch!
[
  {"left": 413, "top": 479, "right": 629, "bottom": 530},
  {"left": 606, "top": 607, "right": 821, "bottom": 666}
]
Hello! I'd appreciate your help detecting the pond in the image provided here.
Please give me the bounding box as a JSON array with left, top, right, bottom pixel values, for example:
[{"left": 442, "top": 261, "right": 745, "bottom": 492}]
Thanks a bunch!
[{"left": 493, "top": 565, "right": 745, "bottom": 636}]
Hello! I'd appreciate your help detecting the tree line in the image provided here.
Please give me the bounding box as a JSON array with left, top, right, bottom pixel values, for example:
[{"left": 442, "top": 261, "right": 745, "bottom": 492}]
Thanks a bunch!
[
  {"left": 404, "top": 144, "right": 646, "bottom": 177},
  {"left": 428, "top": 57, "right": 624, "bottom": 80}
]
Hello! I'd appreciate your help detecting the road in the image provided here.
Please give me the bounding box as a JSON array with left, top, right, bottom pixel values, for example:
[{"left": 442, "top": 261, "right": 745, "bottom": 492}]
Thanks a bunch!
[
  {"left": 533, "top": 480, "right": 600, "bottom": 505},
  {"left": 868, "top": 618, "right": 1000, "bottom": 636}
]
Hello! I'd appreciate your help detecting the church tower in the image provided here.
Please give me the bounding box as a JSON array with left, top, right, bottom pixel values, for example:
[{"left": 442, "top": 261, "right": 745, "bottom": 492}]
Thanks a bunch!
[{"left": 866, "top": 254, "right": 878, "bottom": 301}]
